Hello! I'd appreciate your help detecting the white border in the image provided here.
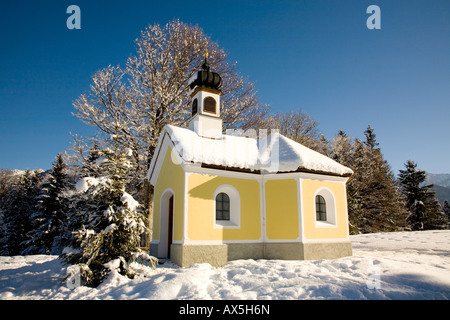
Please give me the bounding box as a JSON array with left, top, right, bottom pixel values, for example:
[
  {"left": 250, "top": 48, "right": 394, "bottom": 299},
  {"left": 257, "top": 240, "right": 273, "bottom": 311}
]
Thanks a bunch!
[{"left": 170, "top": 237, "right": 350, "bottom": 245}]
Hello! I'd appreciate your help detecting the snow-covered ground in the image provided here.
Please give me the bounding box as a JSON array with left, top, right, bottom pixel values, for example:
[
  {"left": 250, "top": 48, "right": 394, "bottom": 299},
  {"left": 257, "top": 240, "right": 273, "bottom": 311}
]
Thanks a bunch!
[{"left": 1, "top": 230, "right": 449, "bottom": 300}]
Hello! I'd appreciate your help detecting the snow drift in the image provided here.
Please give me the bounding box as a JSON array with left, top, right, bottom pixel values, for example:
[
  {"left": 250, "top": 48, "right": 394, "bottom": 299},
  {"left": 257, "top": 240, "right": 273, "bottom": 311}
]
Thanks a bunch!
[{"left": 0, "top": 230, "right": 449, "bottom": 300}]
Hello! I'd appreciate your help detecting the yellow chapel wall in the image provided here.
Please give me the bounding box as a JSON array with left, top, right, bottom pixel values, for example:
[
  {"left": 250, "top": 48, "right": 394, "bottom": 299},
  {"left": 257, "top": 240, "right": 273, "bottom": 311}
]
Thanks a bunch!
[
  {"left": 152, "top": 145, "right": 350, "bottom": 244},
  {"left": 153, "top": 145, "right": 185, "bottom": 242},
  {"left": 301, "top": 178, "right": 349, "bottom": 240},
  {"left": 264, "top": 179, "right": 300, "bottom": 240},
  {"left": 187, "top": 173, "right": 261, "bottom": 241}
]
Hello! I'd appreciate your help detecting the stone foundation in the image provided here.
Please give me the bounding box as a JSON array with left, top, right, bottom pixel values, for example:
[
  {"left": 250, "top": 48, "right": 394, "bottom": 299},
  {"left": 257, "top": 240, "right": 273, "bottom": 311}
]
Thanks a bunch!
[
  {"left": 154, "top": 241, "right": 352, "bottom": 267},
  {"left": 171, "top": 244, "right": 228, "bottom": 268},
  {"left": 302, "top": 241, "right": 353, "bottom": 260}
]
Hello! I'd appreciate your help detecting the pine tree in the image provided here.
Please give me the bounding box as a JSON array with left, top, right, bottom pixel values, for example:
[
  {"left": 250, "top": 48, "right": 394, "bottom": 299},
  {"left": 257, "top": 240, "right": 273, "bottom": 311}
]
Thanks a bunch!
[
  {"left": 345, "top": 138, "right": 366, "bottom": 233},
  {"left": 0, "top": 170, "right": 14, "bottom": 252},
  {"left": 332, "top": 127, "right": 406, "bottom": 234},
  {"left": 25, "top": 154, "right": 70, "bottom": 254},
  {"left": 443, "top": 200, "right": 450, "bottom": 229},
  {"left": 398, "top": 161, "right": 448, "bottom": 230},
  {"left": 61, "top": 138, "right": 156, "bottom": 286},
  {"left": 331, "top": 131, "right": 363, "bottom": 233},
  {"left": 331, "top": 130, "right": 352, "bottom": 166},
  {"left": 0, "top": 170, "right": 41, "bottom": 255},
  {"left": 83, "top": 141, "right": 102, "bottom": 177},
  {"left": 363, "top": 125, "right": 379, "bottom": 150},
  {"left": 359, "top": 127, "right": 406, "bottom": 233},
  {"left": 317, "top": 134, "right": 332, "bottom": 157}
]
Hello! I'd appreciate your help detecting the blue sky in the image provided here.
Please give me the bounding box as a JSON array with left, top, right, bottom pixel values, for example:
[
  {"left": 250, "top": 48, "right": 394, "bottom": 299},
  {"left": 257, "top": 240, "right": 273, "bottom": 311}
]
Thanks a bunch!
[{"left": 1, "top": 0, "right": 449, "bottom": 174}]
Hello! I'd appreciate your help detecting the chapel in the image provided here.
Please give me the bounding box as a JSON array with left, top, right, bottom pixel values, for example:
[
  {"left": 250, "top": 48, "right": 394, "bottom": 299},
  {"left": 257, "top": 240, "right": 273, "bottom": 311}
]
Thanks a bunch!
[{"left": 147, "top": 56, "right": 353, "bottom": 267}]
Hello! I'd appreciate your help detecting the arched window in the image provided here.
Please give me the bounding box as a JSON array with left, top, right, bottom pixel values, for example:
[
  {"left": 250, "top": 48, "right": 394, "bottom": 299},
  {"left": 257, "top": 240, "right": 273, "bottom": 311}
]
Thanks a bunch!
[
  {"left": 315, "top": 195, "right": 327, "bottom": 221},
  {"left": 216, "top": 192, "right": 230, "bottom": 221},
  {"left": 203, "top": 97, "right": 216, "bottom": 114},
  {"left": 314, "top": 187, "right": 337, "bottom": 227},
  {"left": 214, "top": 185, "right": 240, "bottom": 229},
  {"left": 192, "top": 98, "right": 198, "bottom": 116}
]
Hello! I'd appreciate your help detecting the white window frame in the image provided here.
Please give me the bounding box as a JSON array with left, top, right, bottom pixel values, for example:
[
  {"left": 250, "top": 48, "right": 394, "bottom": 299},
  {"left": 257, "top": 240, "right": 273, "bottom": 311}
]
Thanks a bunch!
[
  {"left": 314, "top": 187, "right": 337, "bottom": 228},
  {"left": 213, "top": 184, "right": 240, "bottom": 229}
]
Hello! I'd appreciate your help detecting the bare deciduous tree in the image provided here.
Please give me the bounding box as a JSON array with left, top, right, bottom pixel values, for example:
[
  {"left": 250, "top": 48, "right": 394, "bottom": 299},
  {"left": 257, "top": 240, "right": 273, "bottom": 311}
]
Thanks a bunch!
[
  {"left": 71, "top": 20, "right": 270, "bottom": 244},
  {"left": 269, "top": 110, "right": 322, "bottom": 152}
]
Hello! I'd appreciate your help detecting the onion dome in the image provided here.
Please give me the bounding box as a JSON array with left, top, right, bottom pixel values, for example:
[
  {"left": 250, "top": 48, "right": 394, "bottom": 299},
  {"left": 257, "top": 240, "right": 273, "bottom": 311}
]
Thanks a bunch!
[{"left": 189, "top": 57, "right": 222, "bottom": 91}]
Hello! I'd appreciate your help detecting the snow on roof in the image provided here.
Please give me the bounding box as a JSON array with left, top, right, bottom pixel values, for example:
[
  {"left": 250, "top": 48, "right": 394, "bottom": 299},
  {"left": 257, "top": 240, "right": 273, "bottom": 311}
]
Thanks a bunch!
[
  {"left": 161, "top": 125, "right": 353, "bottom": 176},
  {"left": 166, "top": 125, "right": 259, "bottom": 171}
]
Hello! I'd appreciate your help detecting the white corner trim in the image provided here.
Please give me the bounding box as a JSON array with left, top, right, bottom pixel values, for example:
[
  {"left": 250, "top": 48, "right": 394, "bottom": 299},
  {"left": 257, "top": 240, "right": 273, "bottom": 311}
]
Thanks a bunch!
[
  {"left": 302, "top": 237, "right": 351, "bottom": 244},
  {"left": 174, "top": 239, "right": 263, "bottom": 245},
  {"left": 148, "top": 130, "right": 186, "bottom": 186},
  {"left": 183, "top": 172, "right": 189, "bottom": 242},
  {"left": 148, "top": 132, "right": 171, "bottom": 185},
  {"left": 183, "top": 164, "right": 261, "bottom": 180},
  {"left": 171, "top": 237, "right": 351, "bottom": 245},
  {"left": 260, "top": 175, "right": 267, "bottom": 242},
  {"left": 297, "top": 177, "right": 305, "bottom": 242}
]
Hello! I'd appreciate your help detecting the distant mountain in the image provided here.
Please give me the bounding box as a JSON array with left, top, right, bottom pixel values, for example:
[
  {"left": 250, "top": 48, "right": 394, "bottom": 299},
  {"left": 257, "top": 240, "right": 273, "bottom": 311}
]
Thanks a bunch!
[
  {"left": 426, "top": 173, "right": 450, "bottom": 205},
  {"left": 426, "top": 173, "right": 450, "bottom": 188},
  {"left": 431, "top": 185, "right": 450, "bottom": 205}
]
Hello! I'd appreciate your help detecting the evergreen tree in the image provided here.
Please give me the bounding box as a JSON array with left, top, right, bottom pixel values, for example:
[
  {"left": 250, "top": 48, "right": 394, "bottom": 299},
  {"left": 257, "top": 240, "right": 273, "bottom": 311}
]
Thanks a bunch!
[
  {"left": 61, "top": 138, "right": 156, "bottom": 287},
  {"left": 0, "top": 170, "right": 41, "bottom": 255},
  {"left": 332, "top": 127, "right": 406, "bottom": 234},
  {"left": 363, "top": 125, "right": 379, "bottom": 150},
  {"left": 0, "top": 170, "right": 14, "bottom": 251},
  {"left": 398, "top": 161, "right": 448, "bottom": 230},
  {"left": 317, "top": 134, "right": 332, "bottom": 157},
  {"left": 83, "top": 141, "right": 102, "bottom": 177},
  {"left": 331, "top": 131, "right": 363, "bottom": 233},
  {"left": 344, "top": 138, "right": 366, "bottom": 233},
  {"left": 331, "top": 130, "right": 352, "bottom": 166},
  {"left": 443, "top": 200, "right": 450, "bottom": 229},
  {"left": 25, "top": 154, "right": 70, "bottom": 254},
  {"left": 359, "top": 127, "right": 406, "bottom": 233}
]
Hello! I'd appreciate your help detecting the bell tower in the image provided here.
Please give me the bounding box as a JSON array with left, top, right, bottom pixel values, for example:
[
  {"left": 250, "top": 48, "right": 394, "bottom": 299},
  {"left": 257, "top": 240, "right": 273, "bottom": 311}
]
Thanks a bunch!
[{"left": 187, "top": 46, "right": 223, "bottom": 139}]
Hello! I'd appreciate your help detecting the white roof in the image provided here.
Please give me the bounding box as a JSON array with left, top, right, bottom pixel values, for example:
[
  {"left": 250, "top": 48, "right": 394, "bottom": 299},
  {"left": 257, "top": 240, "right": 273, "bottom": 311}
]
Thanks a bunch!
[{"left": 148, "top": 125, "right": 353, "bottom": 180}]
